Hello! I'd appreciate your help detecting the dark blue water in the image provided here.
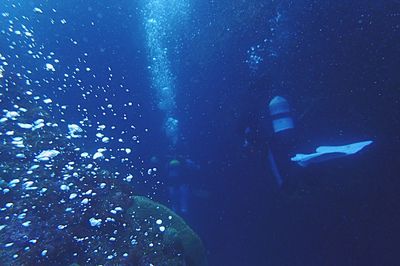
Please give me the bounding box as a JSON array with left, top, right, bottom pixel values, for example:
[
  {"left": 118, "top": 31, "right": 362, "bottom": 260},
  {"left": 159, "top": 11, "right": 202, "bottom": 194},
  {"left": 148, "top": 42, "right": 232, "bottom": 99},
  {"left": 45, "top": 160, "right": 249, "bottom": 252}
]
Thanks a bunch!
[{"left": 1, "top": 0, "right": 399, "bottom": 265}]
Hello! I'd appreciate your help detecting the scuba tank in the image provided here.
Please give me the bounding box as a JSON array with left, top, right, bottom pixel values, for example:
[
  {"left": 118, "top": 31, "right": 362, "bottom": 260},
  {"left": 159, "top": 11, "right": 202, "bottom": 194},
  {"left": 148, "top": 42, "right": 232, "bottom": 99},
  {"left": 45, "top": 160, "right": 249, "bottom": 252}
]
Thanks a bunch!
[{"left": 269, "top": 96, "right": 294, "bottom": 133}]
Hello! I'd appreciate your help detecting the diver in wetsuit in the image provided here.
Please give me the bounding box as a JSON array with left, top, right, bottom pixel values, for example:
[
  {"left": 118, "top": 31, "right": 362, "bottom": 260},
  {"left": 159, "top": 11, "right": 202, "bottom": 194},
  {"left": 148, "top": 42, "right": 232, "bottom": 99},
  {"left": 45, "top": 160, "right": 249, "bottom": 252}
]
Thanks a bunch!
[
  {"left": 164, "top": 156, "right": 201, "bottom": 214},
  {"left": 267, "top": 96, "right": 373, "bottom": 188}
]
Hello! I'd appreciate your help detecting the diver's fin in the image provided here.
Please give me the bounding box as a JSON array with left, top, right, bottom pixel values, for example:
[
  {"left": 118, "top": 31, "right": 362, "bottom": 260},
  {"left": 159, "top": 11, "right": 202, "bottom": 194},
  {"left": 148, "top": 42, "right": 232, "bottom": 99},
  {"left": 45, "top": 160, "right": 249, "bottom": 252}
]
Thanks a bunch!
[
  {"left": 316, "top": 140, "right": 373, "bottom": 155},
  {"left": 291, "top": 140, "right": 373, "bottom": 167}
]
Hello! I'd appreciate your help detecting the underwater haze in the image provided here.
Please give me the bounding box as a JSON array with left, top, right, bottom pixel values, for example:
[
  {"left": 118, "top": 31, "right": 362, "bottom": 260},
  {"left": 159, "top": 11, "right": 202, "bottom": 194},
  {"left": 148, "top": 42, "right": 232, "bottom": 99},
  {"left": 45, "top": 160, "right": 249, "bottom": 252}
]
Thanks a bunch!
[{"left": 0, "top": 0, "right": 399, "bottom": 265}]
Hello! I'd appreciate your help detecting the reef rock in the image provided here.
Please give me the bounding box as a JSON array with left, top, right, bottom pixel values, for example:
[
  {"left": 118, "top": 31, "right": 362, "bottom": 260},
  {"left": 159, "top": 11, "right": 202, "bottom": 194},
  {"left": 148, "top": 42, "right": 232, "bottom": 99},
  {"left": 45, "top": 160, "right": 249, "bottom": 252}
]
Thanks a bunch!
[{"left": 127, "top": 196, "right": 208, "bottom": 266}]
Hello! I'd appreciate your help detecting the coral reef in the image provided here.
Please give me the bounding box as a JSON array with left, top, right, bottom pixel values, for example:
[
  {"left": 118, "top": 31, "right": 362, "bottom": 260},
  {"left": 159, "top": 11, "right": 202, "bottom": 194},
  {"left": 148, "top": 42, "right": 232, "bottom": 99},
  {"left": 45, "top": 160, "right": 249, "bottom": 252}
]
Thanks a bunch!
[
  {"left": 0, "top": 78, "right": 207, "bottom": 265},
  {"left": 127, "top": 196, "right": 207, "bottom": 266}
]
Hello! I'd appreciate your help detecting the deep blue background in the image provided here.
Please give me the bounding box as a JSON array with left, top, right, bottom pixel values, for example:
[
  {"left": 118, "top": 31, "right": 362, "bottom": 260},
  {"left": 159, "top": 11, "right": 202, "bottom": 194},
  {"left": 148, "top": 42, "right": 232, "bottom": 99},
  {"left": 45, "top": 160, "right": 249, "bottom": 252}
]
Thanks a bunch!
[{"left": 2, "top": 0, "right": 400, "bottom": 265}]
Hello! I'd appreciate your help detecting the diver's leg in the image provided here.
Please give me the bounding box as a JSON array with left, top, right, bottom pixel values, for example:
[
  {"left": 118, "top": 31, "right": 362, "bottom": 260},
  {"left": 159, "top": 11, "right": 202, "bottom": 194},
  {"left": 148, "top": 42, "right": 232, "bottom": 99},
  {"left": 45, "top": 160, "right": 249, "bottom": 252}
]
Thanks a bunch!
[
  {"left": 179, "top": 184, "right": 189, "bottom": 213},
  {"left": 168, "top": 186, "right": 178, "bottom": 212}
]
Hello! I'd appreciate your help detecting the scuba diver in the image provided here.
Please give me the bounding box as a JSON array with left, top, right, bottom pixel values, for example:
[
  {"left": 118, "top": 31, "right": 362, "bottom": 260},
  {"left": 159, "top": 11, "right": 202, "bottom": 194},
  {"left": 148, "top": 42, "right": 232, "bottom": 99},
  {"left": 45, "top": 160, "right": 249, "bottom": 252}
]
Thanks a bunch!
[
  {"left": 267, "top": 96, "right": 373, "bottom": 188},
  {"left": 166, "top": 156, "right": 201, "bottom": 214},
  {"left": 151, "top": 155, "right": 200, "bottom": 214}
]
